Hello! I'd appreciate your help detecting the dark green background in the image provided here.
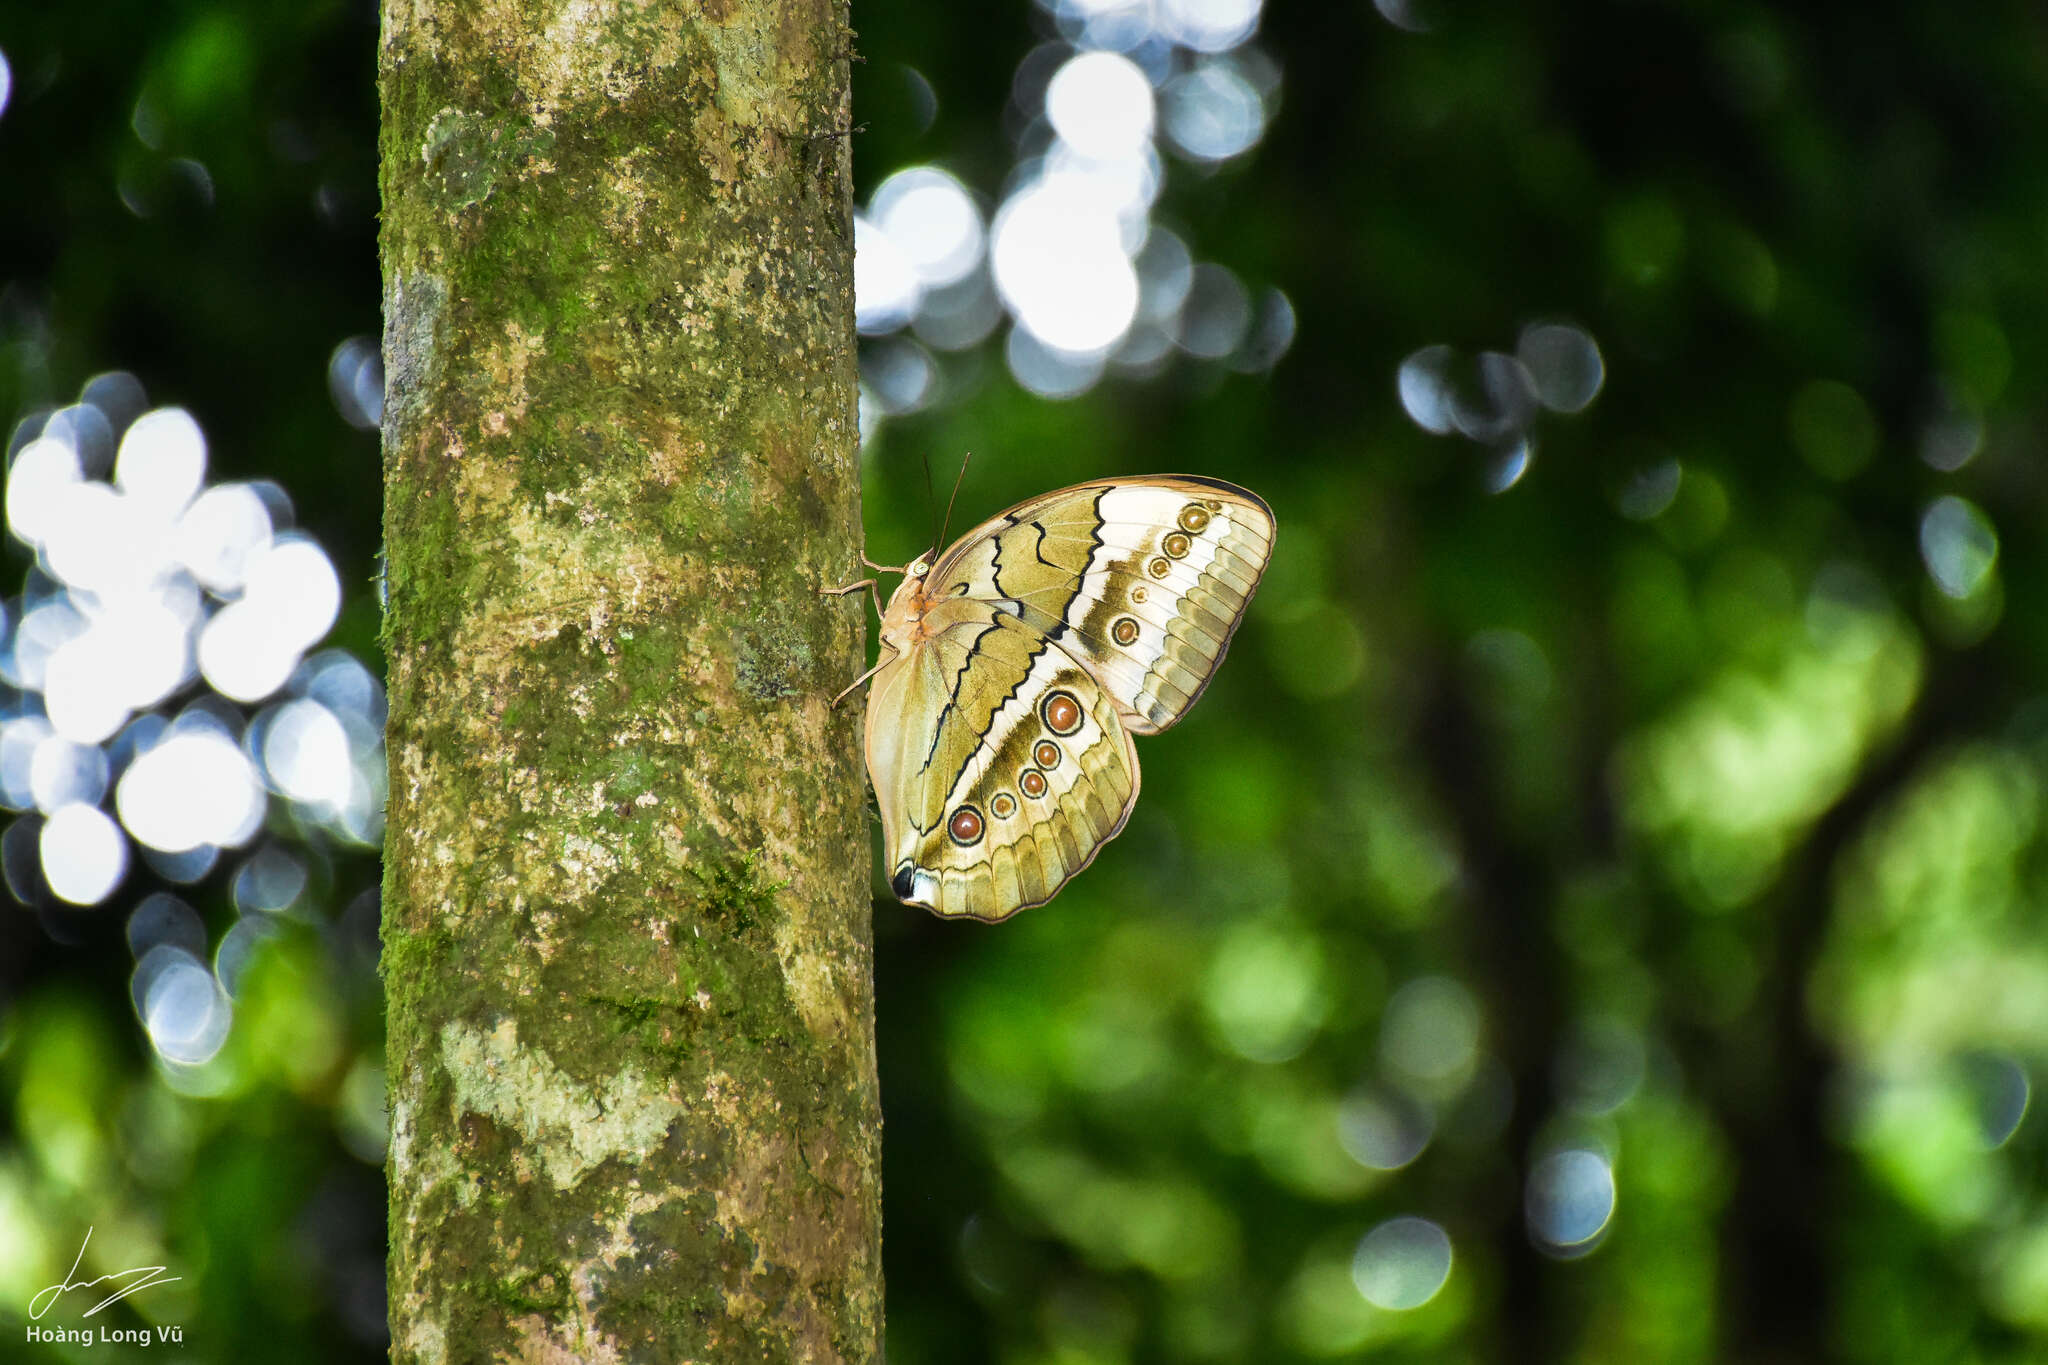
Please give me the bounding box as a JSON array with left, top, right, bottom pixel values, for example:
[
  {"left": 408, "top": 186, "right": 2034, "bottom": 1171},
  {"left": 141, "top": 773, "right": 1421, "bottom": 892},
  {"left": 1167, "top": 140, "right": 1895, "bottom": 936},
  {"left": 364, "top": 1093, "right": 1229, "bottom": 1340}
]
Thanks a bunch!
[{"left": 3, "top": 1, "right": 2046, "bottom": 1361}]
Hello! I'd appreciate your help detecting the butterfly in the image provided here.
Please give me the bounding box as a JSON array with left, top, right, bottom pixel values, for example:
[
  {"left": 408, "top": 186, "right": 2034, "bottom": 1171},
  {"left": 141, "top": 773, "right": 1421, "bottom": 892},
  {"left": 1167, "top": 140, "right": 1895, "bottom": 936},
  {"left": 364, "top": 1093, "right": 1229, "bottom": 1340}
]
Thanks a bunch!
[{"left": 829, "top": 476, "right": 1275, "bottom": 922}]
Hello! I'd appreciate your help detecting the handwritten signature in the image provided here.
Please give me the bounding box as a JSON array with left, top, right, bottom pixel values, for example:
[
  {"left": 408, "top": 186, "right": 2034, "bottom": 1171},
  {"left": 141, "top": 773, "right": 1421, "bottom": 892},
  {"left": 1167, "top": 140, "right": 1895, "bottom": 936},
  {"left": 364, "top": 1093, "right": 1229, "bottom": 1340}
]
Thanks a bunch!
[{"left": 28, "top": 1228, "right": 182, "bottom": 1320}]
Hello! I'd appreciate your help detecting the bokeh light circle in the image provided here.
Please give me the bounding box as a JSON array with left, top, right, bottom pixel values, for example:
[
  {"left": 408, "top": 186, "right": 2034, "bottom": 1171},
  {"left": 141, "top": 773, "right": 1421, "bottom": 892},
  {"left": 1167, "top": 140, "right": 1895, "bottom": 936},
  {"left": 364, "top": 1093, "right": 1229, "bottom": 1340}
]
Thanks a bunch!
[
  {"left": 855, "top": 215, "right": 922, "bottom": 335},
  {"left": 1338, "top": 1088, "right": 1436, "bottom": 1171},
  {"left": 1352, "top": 1216, "right": 1453, "bottom": 1310},
  {"left": 1158, "top": 0, "right": 1264, "bottom": 52},
  {"left": 1381, "top": 976, "right": 1482, "bottom": 1083},
  {"left": 262, "top": 697, "right": 353, "bottom": 807},
  {"left": 1046, "top": 51, "right": 1155, "bottom": 161},
  {"left": 40, "top": 802, "right": 128, "bottom": 905},
  {"left": 1920, "top": 496, "right": 1998, "bottom": 599},
  {"left": 117, "top": 727, "right": 267, "bottom": 854},
  {"left": 7, "top": 437, "right": 85, "bottom": 548},
  {"left": 142, "top": 952, "right": 232, "bottom": 1065},
  {"left": 115, "top": 406, "right": 207, "bottom": 512},
  {"left": 870, "top": 166, "right": 986, "bottom": 289},
  {"left": 991, "top": 178, "right": 1141, "bottom": 355},
  {"left": 1517, "top": 323, "right": 1605, "bottom": 414},
  {"left": 1161, "top": 61, "right": 1266, "bottom": 162},
  {"left": 1526, "top": 1149, "right": 1617, "bottom": 1253}
]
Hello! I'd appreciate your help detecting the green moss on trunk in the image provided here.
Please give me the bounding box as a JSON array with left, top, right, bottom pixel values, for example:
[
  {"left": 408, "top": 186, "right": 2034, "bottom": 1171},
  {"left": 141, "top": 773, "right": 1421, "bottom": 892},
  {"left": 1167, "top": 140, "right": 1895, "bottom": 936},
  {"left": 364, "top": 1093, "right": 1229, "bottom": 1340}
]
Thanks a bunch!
[{"left": 377, "top": 1, "right": 878, "bottom": 1359}]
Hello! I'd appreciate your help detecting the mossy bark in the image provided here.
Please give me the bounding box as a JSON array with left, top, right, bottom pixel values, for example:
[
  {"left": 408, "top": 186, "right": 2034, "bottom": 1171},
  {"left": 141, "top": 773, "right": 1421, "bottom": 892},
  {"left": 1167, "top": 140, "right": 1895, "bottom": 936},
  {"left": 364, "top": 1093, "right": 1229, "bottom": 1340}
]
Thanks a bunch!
[{"left": 376, "top": 2, "right": 877, "bottom": 1360}]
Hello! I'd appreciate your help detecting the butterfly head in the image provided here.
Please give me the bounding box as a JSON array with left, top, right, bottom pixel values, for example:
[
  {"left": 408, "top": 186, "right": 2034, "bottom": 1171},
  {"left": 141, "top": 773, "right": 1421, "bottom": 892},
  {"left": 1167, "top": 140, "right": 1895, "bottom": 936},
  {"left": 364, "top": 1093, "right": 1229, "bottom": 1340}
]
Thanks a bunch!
[{"left": 879, "top": 554, "right": 940, "bottom": 644}]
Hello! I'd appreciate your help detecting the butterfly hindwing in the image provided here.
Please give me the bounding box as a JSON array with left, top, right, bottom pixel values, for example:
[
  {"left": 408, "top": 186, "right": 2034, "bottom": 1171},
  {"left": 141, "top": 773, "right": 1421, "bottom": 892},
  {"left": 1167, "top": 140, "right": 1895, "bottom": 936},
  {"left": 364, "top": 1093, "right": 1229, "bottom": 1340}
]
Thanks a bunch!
[
  {"left": 866, "top": 601, "right": 1138, "bottom": 921},
  {"left": 925, "top": 477, "right": 1274, "bottom": 734}
]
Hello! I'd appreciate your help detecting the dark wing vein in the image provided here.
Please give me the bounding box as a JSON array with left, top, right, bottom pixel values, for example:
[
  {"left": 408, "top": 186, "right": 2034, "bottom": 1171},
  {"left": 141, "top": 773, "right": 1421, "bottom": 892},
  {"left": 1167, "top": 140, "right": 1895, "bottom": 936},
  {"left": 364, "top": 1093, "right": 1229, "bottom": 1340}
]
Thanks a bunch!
[{"left": 918, "top": 619, "right": 1004, "bottom": 777}]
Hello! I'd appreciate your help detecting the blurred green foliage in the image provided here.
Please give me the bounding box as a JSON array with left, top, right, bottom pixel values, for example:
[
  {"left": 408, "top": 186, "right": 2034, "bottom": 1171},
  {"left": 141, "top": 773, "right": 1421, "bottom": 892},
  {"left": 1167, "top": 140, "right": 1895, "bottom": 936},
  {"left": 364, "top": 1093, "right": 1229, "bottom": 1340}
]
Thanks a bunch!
[{"left": 3, "top": 1, "right": 2048, "bottom": 1363}]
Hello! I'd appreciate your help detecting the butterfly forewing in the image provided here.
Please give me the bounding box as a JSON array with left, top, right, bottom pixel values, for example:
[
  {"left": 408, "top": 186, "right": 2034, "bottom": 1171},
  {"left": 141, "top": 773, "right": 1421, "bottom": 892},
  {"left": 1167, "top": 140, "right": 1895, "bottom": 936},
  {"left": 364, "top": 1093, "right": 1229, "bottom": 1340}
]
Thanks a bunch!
[
  {"left": 927, "top": 477, "right": 1274, "bottom": 734},
  {"left": 866, "top": 475, "right": 1271, "bottom": 921}
]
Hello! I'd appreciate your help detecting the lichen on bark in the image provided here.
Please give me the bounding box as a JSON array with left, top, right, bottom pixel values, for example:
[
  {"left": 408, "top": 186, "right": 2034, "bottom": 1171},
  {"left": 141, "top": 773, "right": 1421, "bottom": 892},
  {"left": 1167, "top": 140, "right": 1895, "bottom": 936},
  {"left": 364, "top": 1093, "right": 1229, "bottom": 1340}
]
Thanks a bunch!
[{"left": 377, "top": 1, "right": 878, "bottom": 1360}]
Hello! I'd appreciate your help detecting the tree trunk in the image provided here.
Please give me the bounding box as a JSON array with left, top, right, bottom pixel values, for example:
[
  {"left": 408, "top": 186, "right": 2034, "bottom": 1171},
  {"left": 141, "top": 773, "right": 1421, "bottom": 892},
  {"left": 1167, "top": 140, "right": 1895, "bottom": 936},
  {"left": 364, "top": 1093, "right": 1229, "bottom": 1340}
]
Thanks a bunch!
[{"left": 376, "top": 2, "right": 878, "bottom": 1360}]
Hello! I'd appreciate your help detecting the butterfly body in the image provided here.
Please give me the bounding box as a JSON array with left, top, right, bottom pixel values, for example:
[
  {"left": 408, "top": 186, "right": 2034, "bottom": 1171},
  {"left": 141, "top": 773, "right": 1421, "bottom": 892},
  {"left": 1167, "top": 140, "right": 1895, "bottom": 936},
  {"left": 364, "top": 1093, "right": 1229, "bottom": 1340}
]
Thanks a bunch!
[{"left": 861, "top": 476, "right": 1274, "bottom": 922}]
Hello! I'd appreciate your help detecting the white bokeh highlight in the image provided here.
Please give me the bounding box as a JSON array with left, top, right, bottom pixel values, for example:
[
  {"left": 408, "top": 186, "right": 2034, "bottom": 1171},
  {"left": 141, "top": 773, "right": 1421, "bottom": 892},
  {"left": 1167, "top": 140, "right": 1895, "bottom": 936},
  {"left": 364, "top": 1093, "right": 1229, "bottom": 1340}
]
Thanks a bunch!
[
  {"left": 116, "top": 726, "right": 268, "bottom": 855},
  {"left": 263, "top": 698, "right": 353, "bottom": 807},
  {"left": 4, "top": 380, "right": 385, "bottom": 952},
  {"left": 1046, "top": 52, "right": 1155, "bottom": 160},
  {"left": 40, "top": 803, "right": 128, "bottom": 905},
  {"left": 853, "top": 7, "right": 1288, "bottom": 427},
  {"left": 869, "top": 167, "right": 986, "bottom": 289},
  {"left": 991, "top": 177, "right": 1142, "bottom": 356}
]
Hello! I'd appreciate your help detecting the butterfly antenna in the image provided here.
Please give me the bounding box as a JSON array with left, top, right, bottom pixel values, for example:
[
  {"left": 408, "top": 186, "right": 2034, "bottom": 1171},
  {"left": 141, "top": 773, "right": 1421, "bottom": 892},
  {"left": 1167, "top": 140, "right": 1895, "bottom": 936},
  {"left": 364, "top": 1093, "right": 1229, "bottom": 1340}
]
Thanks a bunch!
[
  {"left": 936, "top": 452, "right": 972, "bottom": 554},
  {"left": 919, "top": 449, "right": 939, "bottom": 556}
]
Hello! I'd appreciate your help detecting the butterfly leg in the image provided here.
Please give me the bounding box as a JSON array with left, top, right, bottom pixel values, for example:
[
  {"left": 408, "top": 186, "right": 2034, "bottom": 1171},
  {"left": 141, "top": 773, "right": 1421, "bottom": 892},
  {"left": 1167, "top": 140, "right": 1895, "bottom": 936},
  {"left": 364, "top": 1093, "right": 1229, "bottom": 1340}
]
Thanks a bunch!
[
  {"left": 821, "top": 576, "right": 887, "bottom": 617},
  {"left": 829, "top": 657, "right": 887, "bottom": 708}
]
